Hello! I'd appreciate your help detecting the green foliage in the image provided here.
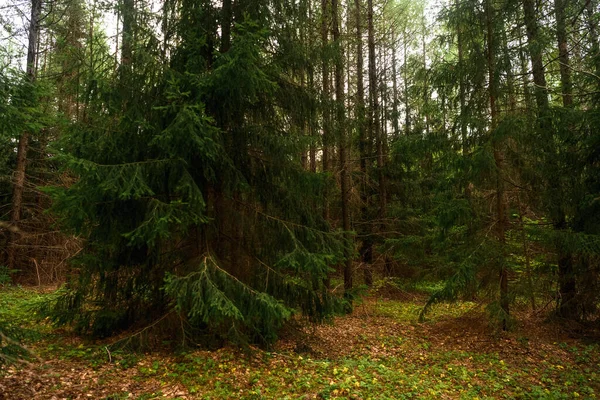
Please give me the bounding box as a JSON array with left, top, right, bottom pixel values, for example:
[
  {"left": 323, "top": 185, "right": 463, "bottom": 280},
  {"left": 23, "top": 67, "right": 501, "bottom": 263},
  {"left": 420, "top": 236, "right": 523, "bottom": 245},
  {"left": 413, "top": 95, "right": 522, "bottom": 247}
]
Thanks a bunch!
[
  {"left": 0, "top": 287, "right": 47, "bottom": 366},
  {"left": 0, "top": 68, "right": 48, "bottom": 201},
  {"left": 0, "top": 265, "right": 17, "bottom": 286},
  {"left": 45, "top": 7, "right": 346, "bottom": 345},
  {"left": 164, "top": 255, "right": 292, "bottom": 344}
]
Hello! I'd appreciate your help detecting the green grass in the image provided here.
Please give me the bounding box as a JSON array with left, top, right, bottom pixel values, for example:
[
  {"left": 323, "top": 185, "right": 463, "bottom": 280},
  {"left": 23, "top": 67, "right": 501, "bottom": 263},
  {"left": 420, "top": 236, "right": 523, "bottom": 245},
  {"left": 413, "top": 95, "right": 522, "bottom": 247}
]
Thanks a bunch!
[
  {"left": 0, "top": 286, "right": 53, "bottom": 364},
  {"left": 1, "top": 286, "right": 599, "bottom": 399},
  {"left": 130, "top": 348, "right": 597, "bottom": 399},
  {"left": 373, "top": 298, "right": 478, "bottom": 322},
  {"left": 0, "top": 286, "right": 49, "bottom": 329}
]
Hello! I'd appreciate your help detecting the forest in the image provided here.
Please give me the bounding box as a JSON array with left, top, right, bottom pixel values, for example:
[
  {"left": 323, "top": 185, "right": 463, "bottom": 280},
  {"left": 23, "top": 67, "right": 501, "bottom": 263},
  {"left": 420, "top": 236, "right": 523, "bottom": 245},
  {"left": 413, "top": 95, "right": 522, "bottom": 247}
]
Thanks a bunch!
[{"left": 0, "top": 0, "right": 600, "bottom": 397}]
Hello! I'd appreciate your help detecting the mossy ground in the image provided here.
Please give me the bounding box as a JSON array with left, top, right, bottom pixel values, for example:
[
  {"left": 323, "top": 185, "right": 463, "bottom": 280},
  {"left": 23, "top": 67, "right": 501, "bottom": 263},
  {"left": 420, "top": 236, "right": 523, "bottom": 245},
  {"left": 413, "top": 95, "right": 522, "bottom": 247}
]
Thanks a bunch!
[{"left": 1, "top": 285, "right": 599, "bottom": 399}]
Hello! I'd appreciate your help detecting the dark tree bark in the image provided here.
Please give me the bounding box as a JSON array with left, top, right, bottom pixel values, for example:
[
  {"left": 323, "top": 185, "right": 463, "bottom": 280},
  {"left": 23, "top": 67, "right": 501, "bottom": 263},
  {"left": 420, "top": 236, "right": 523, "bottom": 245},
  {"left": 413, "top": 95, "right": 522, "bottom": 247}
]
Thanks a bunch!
[
  {"left": 586, "top": 0, "right": 600, "bottom": 80},
  {"left": 391, "top": 31, "right": 399, "bottom": 138},
  {"left": 522, "top": 0, "right": 549, "bottom": 111},
  {"left": 403, "top": 28, "right": 410, "bottom": 136},
  {"left": 421, "top": 15, "right": 429, "bottom": 136},
  {"left": 321, "top": 0, "right": 331, "bottom": 221},
  {"left": 456, "top": 0, "right": 470, "bottom": 201},
  {"left": 220, "top": 0, "right": 232, "bottom": 53},
  {"left": 523, "top": 0, "right": 576, "bottom": 319},
  {"left": 121, "top": 0, "right": 134, "bottom": 68},
  {"left": 368, "top": 0, "right": 385, "bottom": 220},
  {"left": 518, "top": 32, "right": 533, "bottom": 116},
  {"left": 355, "top": 0, "right": 373, "bottom": 286},
  {"left": 486, "top": 0, "right": 509, "bottom": 328},
  {"left": 8, "top": 0, "right": 42, "bottom": 272},
  {"left": 554, "top": 0, "right": 572, "bottom": 107},
  {"left": 332, "top": 0, "right": 352, "bottom": 294}
]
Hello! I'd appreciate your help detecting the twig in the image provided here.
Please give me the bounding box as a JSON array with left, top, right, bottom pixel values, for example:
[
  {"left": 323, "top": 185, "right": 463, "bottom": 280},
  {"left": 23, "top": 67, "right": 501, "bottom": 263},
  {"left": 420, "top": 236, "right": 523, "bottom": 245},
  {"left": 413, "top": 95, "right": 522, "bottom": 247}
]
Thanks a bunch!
[
  {"left": 104, "top": 346, "right": 112, "bottom": 363},
  {"left": 32, "top": 258, "right": 41, "bottom": 287}
]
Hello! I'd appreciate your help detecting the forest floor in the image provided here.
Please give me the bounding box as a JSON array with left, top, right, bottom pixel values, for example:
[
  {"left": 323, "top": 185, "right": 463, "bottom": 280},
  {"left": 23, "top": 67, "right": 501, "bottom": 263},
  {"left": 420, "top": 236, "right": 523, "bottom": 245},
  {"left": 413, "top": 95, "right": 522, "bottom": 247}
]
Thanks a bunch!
[{"left": 1, "top": 284, "right": 599, "bottom": 399}]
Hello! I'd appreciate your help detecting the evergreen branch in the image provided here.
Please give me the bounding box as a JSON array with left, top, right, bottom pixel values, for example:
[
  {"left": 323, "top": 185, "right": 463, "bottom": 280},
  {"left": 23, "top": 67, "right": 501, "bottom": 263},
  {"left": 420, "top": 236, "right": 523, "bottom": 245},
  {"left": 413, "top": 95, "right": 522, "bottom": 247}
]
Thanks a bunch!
[
  {"left": 233, "top": 197, "right": 341, "bottom": 236},
  {"left": 419, "top": 239, "right": 487, "bottom": 321}
]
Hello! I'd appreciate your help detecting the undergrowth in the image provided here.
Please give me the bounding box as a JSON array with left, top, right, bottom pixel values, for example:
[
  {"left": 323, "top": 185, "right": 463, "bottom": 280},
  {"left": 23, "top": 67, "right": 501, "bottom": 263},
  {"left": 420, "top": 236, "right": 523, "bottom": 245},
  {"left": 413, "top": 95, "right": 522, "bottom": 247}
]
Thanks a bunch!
[{"left": 1, "top": 286, "right": 599, "bottom": 399}]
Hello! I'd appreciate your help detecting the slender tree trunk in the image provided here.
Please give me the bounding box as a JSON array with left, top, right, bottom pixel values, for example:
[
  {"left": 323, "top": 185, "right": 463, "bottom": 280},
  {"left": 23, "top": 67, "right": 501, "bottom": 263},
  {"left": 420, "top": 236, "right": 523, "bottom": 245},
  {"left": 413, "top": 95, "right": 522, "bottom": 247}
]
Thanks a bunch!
[
  {"left": 523, "top": 0, "right": 549, "bottom": 111},
  {"left": 368, "top": 0, "right": 385, "bottom": 220},
  {"left": 518, "top": 32, "right": 533, "bottom": 116},
  {"left": 355, "top": 0, "right": 372, "bottom": 286},
  {"left": 299, "top": 0, "right": 309, "bottom": 169},
  {"left": 502, "top": 29, "right": 517, "bottom": 114},
  {"left": 586, "top": 0, "right": 600, "bottom": 81},
  {"left": 518, "top": 193, "right": 536, "bottom": 311},
  {"left": 8, "top": 0, "right": 42, "bottom": 272},
  {"left": 121, "top": 0, "right": 134, "bottom": 68},
  {"left": 403, "top": 28, "right": 410, "bottom": 136},
  {"left": 391, "top": 31, "right": 399, "bottom": 138},
  {"left": 162, "top": 0, "right": 171, "bottom": 64},
  {"left": 380, "top": 44, "right": 388, "bottom": 157},
  {"left": 554, "top": 0, "right": 572, "bottom": 107},
  {"left": 523, "top": 0, "right": 576, "bottom": 319},
  {"left": 441, "top": 91, "right": 446, "bottom": 135},
  {"left": 422, "top": 15, "right": 429, "bottom": 136},
  {"left": 309, "top": 69, "right": 317, "bottom": 172},
  {"left": 301, "top": 66, "right": 308, "bottom": 170},
  {"left": 221, "top": 0, "right": 232, "bottom": 53},
  {"left": 114, "top": 3, "right": 120, "bottom": 69},
  {"left": 457, "top": 1, "right": 468, "bottom": 170},
  {"left": 555, "top": 0, "right": 578, "bottom": 318},
  {"left": 332, "top": 0, "right": 352, "bottom": 295},
  {"left": 321, "top": 0, "right": 331, "bottom": 221},
  {"left": 505, "top": 25, "right": 535, "bottom": 312},
  {"left": 308, "top": 0, "right": 317, "bottom": 173},
  {"left": 84, "top": 0, "right": 96, "bottom": 122},
  {"left": 486, "top": 0, "right": 509, "bottom": 329}
]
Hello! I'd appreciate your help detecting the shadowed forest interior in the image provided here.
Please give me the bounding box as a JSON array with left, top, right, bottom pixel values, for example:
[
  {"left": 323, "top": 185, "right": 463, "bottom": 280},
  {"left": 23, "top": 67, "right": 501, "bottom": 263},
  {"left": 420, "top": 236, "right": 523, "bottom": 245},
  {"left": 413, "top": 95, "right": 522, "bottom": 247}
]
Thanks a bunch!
[{"left": 1, "top": 0, "right": 600, "bottom": 397}]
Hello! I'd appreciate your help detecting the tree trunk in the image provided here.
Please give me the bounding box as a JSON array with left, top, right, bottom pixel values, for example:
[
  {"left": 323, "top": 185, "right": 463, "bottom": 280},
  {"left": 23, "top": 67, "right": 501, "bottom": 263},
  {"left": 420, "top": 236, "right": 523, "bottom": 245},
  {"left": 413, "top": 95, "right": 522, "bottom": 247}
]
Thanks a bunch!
[
  {"left": 368, "top": 0, "right": 385, "bottom": 220},
  {"left": 554, "top": 0, "right": 572, "bottom": 107},
  {"left": 518, "top": 32, "right": 533, "bottom": 117},
  {"left": 457, "top": 0, "right": 468, "bottom": 179},
  {"left": 121, "top": 0, "right": 134, "bottom": 68},
  {"left": 403, "top": 28, "right": 410, "bottom": 136},
  {"left": 332, "top": 0, "right": 352, "bottom": 295},
  {"left": 391, "top": 31, "right": 399, "bottom": 138},
  {"left": 321, "top": 0, "right": 331, "bottom": 221},
  {"left": 586, "top": 0, "right": 600, "bottom": 81},
  {"left": 486, "top": 0, "right": 509, "bottom": 329},
  {"left": 522, "top": 0, "right": 549, "bottom": 111},
  {"left": 518, "top": 193, "right": 536, "bottom": 311},
  {"left": 221, "top": 0, "right": 232, "bottom": 53},
  {"left": 8, "top": 0, "right": 42, "bottom": 272},
  {"left": 162, "top": 0, "right": 171, "bottom": 64},
  {"left": 421, "top": 15, "right": 429, "bottom": 136},
  {"left": 355, "top": 0, "right": 372, "bottom": 286},
  {"left": 523, "top": 0, "right": 576, "bottom": 319}
]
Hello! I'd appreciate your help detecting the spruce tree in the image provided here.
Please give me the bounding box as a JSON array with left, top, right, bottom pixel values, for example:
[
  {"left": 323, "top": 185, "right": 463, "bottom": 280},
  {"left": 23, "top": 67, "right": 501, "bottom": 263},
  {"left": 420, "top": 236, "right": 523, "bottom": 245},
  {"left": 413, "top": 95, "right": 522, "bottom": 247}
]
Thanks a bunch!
[{"left": 46, "top": 0, "right": 347, "bottom": 344}]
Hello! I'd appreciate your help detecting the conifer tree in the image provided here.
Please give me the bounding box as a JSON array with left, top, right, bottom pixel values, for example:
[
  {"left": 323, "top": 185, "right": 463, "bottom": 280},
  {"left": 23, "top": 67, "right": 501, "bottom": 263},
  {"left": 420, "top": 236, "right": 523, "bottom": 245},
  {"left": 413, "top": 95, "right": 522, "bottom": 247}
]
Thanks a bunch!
[{"left": 46, "top": 0, "right": 347, "bottom": 343}]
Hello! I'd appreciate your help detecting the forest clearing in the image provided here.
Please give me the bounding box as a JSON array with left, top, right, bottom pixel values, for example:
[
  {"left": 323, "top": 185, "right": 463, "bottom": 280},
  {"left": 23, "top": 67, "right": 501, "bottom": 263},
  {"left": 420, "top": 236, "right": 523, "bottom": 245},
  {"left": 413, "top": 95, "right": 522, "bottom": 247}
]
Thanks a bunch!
[{"left": 1, "top": 284, "right": 599, "bottom": 399}]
